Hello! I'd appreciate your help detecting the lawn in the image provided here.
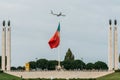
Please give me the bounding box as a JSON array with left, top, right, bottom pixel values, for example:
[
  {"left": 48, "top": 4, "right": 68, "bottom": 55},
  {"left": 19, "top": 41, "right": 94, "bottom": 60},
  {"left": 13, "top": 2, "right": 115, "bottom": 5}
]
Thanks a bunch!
[
  {"left": 97, "top": 72, "right": 120, "bottom": 80},
  {"left": 0, "top": 73, "right": 21, "bottom": 80}
]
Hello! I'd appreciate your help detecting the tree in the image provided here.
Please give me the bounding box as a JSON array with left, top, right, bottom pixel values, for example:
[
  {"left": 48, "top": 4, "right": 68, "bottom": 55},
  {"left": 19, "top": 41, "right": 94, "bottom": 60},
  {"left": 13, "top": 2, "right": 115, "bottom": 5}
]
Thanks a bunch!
[
  {"left": 11, "top": 66, "right": 17, "bottom": 70},
  {"left": 36, "top": 59, "right": 48, "bottom": 70},
  {"left": 73, "top": 60, "right": 86, "bottom": 70},
  {"left": 0, "top": 56, "right": 1, "bottom": 69},
  {"left": 119, "top": 54, "right": 120, "bottom": 63},
  {"left": 94, "top": 61, "right": 108, "bottom": 70},
  {"left": 86, "top": 63, "right": 94, "bottom": 70},
  {"left": 64, "top": 48, "right": 74, "bottom": 61},
  {"left": 62, "top": 60, "right": 73, "bottom": 70},
  {"left": 29, "top": 61, "right": 36, "bottom": 70},
  {"left": 47, "top": 60, "right": 58, "bottom": 70},
  {"left": 62, "top": 59, "right": 86, "bottom": 70},
  {"left": 0, "top": 56, "right": 7, "bottom": 69},
  {"left": 17, "top": 66, "right": 25, "bottom": 70}
]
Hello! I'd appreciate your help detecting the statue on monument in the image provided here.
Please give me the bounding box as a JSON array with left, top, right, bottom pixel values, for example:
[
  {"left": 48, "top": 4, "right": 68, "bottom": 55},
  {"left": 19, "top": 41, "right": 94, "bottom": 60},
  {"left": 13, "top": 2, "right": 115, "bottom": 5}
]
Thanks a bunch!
[
  {"left": 3, "top": 20, "right": 5, "bottom": 26},
  {"left": 8, "top": 20, "right": 10, "bottom": 26}
]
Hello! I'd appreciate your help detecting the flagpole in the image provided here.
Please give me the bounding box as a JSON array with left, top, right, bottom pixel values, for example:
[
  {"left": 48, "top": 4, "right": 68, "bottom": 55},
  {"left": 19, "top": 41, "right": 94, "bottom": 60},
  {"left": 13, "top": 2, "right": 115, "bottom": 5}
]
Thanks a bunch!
[
  {"left": 57, "top": 24, "right": 61, "bottom": 70},
  {"left": 57, "top": 43, "right": 61, "bottom": 70},
  {"left": 57, "top": 45, "right": 60, "bottom": 69}
]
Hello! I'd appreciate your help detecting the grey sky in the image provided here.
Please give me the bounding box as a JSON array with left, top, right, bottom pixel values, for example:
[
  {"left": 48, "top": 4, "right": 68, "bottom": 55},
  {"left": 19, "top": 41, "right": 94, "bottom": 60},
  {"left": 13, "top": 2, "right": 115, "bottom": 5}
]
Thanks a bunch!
[{"left": 0, "top": 0, "right": 120, "bottom": 67}]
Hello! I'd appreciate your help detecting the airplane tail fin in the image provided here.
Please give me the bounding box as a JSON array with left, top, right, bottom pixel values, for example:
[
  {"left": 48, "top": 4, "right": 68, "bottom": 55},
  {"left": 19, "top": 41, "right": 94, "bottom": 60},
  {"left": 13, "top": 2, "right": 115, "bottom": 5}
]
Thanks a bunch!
[
  {"left": 51, "top": 10, "right": 53, "bottom": 14},
  {"left": 62, "top": 15, "right": 66, "bottom": 16}
]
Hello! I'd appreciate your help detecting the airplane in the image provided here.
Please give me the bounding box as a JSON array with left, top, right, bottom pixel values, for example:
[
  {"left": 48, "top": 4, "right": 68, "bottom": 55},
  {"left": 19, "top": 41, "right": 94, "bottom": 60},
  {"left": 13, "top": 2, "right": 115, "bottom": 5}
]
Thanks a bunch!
[{"left": 51, "top": 10, "right": 66, "bottom": 17}]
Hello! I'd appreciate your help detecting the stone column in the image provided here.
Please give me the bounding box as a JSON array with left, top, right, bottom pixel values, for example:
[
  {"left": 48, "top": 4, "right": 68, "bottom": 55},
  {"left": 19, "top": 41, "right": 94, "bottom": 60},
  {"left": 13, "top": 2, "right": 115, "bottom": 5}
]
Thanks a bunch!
[
  {"left": 114, "top": 20, "right": 118, "bottom": 70},
  {"left": 108, "top": 20, "right": 113, "bottom": 70},
  {"left": 6, "top": 20, "right": 11, "bottom": 71},
  {"left": 2, "top": 20, "right": 6, "bottom": 70}
]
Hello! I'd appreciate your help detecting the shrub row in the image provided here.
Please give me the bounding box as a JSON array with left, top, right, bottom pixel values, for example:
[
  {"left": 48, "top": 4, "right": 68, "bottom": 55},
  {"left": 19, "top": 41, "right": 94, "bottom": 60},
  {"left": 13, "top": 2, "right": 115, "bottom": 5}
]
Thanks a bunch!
[
  {"left": 115, "top": 69, "right": 120, "bottom": 72},
  {"left": 0, "top": 70, "right": 3, "bottom": 73},
  {"left": 24, "top": 78, "right": 96, "bottom": 80}
]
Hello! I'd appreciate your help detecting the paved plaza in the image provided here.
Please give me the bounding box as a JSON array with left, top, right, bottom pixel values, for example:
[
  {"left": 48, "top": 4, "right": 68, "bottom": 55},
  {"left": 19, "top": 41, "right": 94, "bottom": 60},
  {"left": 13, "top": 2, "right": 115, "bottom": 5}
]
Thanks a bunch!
[{"left": 6, "top": 70, "right": 114, "bottom": 79}]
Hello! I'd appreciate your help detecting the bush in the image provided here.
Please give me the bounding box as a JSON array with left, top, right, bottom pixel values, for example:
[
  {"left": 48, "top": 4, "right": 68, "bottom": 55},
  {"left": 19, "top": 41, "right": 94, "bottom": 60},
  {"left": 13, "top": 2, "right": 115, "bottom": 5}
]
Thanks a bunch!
[
  {"left": 69, "top": 78, "right": 96, "bottom": 80},
  {"left": 25, "top": 78, "right": 96, "bottom": 80},
  {"left": 53, "top": 78, "right": 66, "bottom": 80},
  {"left": 94, "top": 61, "right": 108, "bottom": 70},
  {"left": 115, "top": 69, "right": 120, "bottom": 72},
  {"left": 26, "top": 78, "right": 50, "bottom": 80},
  {"left": 0, "top": 70, "right": 3, "bottom": 73}
]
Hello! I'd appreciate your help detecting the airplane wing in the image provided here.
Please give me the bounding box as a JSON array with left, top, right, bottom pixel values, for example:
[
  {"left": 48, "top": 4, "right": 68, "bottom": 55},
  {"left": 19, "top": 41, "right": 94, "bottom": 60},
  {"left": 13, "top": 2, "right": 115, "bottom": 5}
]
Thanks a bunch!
[
  {"left": 61, "top": 14, "right": 66, "bottom": 16},
  {"left": 51, "top": 10, "right": 58, "bottom": 15},
  {"left": 52, "top": 13, "right": 58, "bottom": 16}
]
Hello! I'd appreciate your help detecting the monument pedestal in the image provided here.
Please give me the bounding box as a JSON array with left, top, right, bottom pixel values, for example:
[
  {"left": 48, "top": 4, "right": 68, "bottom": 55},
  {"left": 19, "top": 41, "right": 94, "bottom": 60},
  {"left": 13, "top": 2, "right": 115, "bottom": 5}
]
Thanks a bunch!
[{"left": 56, "top": 65, "right": 62, "bottom": 71}]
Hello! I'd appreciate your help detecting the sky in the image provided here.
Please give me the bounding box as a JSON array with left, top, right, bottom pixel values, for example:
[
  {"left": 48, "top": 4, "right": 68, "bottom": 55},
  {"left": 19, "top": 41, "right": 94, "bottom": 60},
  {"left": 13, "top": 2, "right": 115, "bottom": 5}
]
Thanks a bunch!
[{"left": 0, "top": 0, "right": 120, "bottom": 67}]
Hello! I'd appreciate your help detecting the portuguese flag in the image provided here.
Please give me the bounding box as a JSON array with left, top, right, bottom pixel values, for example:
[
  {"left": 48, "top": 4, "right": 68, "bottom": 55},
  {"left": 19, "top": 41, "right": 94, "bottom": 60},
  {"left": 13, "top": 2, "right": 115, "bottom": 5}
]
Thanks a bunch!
[{"left": 48, "top": 23, "right": 60, "bottom": 49}]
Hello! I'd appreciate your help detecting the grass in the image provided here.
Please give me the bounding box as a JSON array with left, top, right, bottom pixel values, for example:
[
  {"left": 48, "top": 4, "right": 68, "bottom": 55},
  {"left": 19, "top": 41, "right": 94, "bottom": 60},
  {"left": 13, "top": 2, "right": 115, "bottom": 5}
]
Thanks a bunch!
[
  {"left": 0, "top": 73, "right": 21, "bottom": 80},
  {"left": 97, "top": 72, "right": 120, "bottom": 80}
]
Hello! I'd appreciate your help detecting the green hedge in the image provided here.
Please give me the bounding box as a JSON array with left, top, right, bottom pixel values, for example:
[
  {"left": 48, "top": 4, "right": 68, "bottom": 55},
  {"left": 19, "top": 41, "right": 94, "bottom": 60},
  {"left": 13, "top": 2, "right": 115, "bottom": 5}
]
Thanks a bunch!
[
  {"left": 69, "top": 78, "right": 96, "bottom": 80},
  {"left": 0, "top": 70, "right": 3, "bottom": 73},
  {"left": 115, "top": 69, "right": 120, "bottom": 72},
  {"left": 25, "top": 78, "right": 50, "bottom": 80},
  {"left": 25, "top": 78, "right": 96, "bottom": 80}
]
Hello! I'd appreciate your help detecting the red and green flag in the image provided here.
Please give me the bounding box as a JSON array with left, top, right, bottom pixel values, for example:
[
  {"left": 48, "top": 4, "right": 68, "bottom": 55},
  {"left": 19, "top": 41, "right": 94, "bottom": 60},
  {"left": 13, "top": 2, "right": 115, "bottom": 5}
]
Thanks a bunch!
[{"left": 48, "top": 23, "right": 60, "bottom": 49}]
